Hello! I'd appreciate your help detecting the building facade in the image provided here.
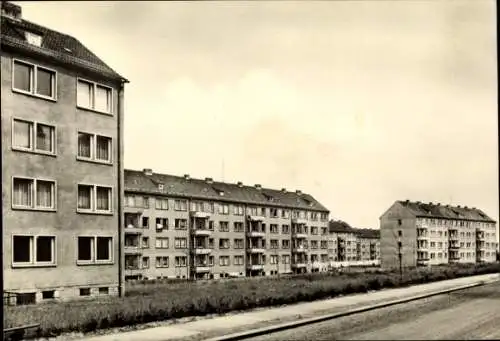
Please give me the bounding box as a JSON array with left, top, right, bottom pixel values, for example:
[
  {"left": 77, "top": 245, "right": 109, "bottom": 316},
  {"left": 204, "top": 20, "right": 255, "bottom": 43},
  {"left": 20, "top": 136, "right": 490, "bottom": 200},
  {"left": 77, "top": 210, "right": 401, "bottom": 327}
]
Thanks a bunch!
[
  {"left": 328, "top": 220, "right": 380, "bottom": 266},
  {"left": 1, "top": 2, "right": 127, "bottom": 304},
  {"left": 123, "top": 169, "right": 330, "bottom": 280},
  {"left": 380, "top": 200, "right": 498, "bottom": 269}
]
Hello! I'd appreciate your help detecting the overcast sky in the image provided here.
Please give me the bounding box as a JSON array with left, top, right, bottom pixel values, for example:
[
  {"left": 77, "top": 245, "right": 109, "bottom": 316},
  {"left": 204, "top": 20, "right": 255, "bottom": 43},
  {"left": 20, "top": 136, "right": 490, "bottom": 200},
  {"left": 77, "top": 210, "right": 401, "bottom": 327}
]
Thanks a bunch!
[{"left": 17, "top": 1, "right": 498, "bottom": 230}]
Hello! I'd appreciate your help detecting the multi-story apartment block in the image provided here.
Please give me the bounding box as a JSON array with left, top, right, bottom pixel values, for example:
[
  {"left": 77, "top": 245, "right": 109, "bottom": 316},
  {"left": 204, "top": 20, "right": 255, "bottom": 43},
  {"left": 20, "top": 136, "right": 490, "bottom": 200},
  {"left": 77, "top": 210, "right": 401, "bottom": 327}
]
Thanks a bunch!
[
  {"left": 123, "top": 169, "right": 330, "bottom": 280},
  {"left": 1, "top": 2, "right": 127, "bottom": 304},
  {"left": 380, "top": 200, "right": 498, "bottom": 269},
  {"left": 328, "top": 220, "right": 380, "bottom": 264}
]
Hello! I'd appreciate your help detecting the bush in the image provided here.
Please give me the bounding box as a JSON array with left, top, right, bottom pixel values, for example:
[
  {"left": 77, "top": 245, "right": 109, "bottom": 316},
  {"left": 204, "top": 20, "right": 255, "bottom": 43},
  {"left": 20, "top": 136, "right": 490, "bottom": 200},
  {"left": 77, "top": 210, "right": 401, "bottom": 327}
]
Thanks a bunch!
[{"left": 5, "top": 263, "right": 499, "bottom": 338}]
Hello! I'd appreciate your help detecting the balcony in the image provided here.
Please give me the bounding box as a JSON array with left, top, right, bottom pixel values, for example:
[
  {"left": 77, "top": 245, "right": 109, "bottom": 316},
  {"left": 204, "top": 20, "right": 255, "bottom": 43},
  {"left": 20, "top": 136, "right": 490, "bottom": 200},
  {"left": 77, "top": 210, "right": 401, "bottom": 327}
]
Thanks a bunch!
[
  {"left": 247, "top": 215, "right": 264, "bottom": 222},
  {"left": 194, "top": 247, "right": 212, "bottom": 255},
  {"left": 417, "top": 258, "right": 430, "bottom": 266},
  {"left": 293, "top": 231, "right": 308, "bottom": 239},
  {"left": 247, "top": 264, "right": 264, "bottom": 270},
  {"left": 190, "top": 210, "right": 211, "bottom": 219},
  {"left": 292, "top": 246, "right": 307, "bottom": 253},
  {"left": 476, "top": 244, "right": 486, "bottom": 251},
  {"left": 476, "top": 233, "right": 485, "bottom": 240},
  {"left": 416, "top": 234, "right": 429, "bottom": 240},
  {"left": 248, "top": 245, "right": 266, "bottom": 253},
  {"left": 192, "top": 228, "right": 213, "bottom": 236},
  {"left": 449, "top": 243, "right": 460, "bottom": 250},
  {"left": 448, "top": 234, "right": 459, "bottom": 241},
  {"left": 247, "top": 230, "right": 265, "bottom": 238},
  {"left": 292, "top": 218, "right": 308, "bottom": 225},
  {"left": 124, "top": 223, "right": 143, "bottom": 234},
  {"left": 124, "top": 245, "right": 141, "bottom": 254},
  {"left": 195, "top": 266, "right": 211, "bottom": 273},
  {"left": 311, "top": 263, "right": 321, "bottom": 269},
  {"left": 292, "top": 263, "right": 307, "bottom": 268}
]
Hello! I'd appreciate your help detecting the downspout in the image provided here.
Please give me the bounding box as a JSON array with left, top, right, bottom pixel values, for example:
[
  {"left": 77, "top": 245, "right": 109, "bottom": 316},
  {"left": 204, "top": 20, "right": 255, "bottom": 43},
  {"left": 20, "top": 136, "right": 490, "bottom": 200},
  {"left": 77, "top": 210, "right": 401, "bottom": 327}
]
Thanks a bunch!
[{"left": 117, "top": 80, "right": 126, "bottom": 297}]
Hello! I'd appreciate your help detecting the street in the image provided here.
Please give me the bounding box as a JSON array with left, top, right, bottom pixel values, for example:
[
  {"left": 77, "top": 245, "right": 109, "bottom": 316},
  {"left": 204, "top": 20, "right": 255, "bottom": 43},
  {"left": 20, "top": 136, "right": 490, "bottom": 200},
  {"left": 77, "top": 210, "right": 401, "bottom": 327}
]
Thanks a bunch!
[{"left": 244, "top": 281, "right": 500, "bottom": 340}]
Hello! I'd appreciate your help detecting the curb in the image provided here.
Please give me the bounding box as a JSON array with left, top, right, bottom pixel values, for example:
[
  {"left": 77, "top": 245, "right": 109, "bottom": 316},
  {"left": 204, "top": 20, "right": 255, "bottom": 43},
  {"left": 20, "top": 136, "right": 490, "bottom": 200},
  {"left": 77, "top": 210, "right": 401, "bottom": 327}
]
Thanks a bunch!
[{"left": 203, "top": 276, "right": 500, "bottom": 341}]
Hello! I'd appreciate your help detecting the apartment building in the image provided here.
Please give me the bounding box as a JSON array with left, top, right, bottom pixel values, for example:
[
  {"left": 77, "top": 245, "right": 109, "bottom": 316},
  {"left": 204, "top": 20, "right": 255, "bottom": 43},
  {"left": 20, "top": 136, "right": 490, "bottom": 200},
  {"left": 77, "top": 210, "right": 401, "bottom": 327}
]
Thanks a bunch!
[
  {"left": 1, "top": 2, "right": 127, "bottom": 303},
  {"left": 380, "top": 200, "right": 498, "bottom": 269},
  {"left": 328, "top": 220, "right": 380, "bottom": 265},
  {"left": 123, "top": 169, "right": 330, "bottom": 280}
]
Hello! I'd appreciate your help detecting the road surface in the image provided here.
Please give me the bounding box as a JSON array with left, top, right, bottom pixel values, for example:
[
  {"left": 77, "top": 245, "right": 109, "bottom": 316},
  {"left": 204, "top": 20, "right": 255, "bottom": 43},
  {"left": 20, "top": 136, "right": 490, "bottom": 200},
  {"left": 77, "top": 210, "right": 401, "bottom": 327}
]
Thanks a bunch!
[{"left": 245, "top": 281, "right": 500, "bottom": 340}]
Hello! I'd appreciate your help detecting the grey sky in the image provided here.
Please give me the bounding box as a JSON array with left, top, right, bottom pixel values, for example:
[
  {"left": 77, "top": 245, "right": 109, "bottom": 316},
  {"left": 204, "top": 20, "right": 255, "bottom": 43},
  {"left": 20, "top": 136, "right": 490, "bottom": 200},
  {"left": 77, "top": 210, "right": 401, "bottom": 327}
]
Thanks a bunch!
[{"left": 18, "top": 0, "right": 498, "bottom": 229}]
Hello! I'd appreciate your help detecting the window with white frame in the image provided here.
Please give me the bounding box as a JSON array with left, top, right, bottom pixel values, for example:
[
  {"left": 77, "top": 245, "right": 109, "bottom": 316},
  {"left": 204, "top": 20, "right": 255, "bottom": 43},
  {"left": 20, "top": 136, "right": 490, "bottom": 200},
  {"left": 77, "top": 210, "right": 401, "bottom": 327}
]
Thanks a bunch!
[
  {"left": 13, "top": 60, "right": 56, "bottom": 99},
  {"left": 155, "top": 198, "right": 169, "bottom": 210},
  {"left": 175, "top": 256, "right": 187, "bottom": 267},
  {"left": 233, "top": 239, "right": 244, "bottom": 249},
  {"left": 219, "top": 256, "right": 230, "bottom": 266},
  {"left": 174, "top": 238, "right": 187, "bottom": 249},
  {"left": 174, "top": 199, "right": 187, "bottom": 211},
  {"left": 156, "top": 256, "right": 169, "bottom": 268},
  {"left": 77, "top": 132, "right": 112, "bottom": 163},
  {"left": 77, "top": 185, "right": 112, "bottom": 213},
  {"left": 12, "top": 177, "right": 56, "bottom": 210},
  {"left": 174, "top": 219, "right": 187, "bottom": 230},
  {"left": 77, "top": 79, "right": 112, "bottom": 114},
  {"left": 234, "top": 255, "right": 244, "bottom": 265},
  {"left": 233, "top": 205, "right": 244, "bottom": 215},
  {"left": 204, "top": 202, "right": 214, "bottom": 213},
  {"left": 282, "top": 255, "right": 290, "bottom": 264},
  {"left": 77, "top": 236, "right": 112, "bottom": 263},
  {"left": 12, "top": 235, "right": 56, "bottom": 266},
  {"left": 270, "top": 255, "right": 279, "bottom": 265},
  {"left": 219, "top": 221, "right": 229, "bottom": 232},
  {"left": 12, "top": 119, "right": 56, "bottom": 154},
  {"left": 218, "top": 203, "right": 229, "bottom": 215},
  {"left": 155, "top": 237, "right": 169, "bottom": 249}
]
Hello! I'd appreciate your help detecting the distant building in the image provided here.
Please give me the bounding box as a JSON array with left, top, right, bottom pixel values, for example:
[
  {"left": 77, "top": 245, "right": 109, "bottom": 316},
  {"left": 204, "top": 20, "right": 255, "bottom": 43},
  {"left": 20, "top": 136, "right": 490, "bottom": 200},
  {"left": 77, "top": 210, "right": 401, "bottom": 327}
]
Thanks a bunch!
[
  {"left": 379, "top": 200, "right": 498, "bottom": 269},
  {"left": 123, "top": 169, "right": 330, "bottom": 280},
  {"left": 328, "top": 221, "right": 380, "bottom": 266},
  {"left": 2, "top": 2, "right": 127, "bottom": 304}
]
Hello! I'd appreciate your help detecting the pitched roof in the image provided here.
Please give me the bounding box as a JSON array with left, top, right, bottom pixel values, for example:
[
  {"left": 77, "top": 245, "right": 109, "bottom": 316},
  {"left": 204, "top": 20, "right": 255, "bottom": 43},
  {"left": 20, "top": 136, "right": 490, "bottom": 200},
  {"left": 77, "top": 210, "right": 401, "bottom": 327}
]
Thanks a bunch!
[
  {"left": 397, "top": 200, "right": 496, "bottom": 223},
  {"left": 329, "top": 220, "right": 380, "bottom": 239},
  {"left": 124, "top": 169, "right": 329, "bottom": 212},
  {"left": 1, "top": 2, "right": 127, "bottom": 82}
]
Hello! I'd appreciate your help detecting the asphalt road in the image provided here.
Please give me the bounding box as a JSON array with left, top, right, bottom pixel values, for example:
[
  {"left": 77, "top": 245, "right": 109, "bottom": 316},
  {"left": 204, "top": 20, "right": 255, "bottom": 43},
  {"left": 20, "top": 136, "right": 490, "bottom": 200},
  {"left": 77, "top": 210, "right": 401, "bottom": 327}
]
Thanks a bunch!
[{"left": 245, "top": 281, "right": 500, "bottom": 340}]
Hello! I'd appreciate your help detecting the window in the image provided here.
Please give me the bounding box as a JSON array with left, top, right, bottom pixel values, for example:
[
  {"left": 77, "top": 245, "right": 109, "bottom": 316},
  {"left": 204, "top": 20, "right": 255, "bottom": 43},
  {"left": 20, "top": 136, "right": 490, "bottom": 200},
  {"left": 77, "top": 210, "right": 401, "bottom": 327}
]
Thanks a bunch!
[
  {"left": 219, "top": 239, "right": 230, "bottom": 249},
  {"left": 77, "top": 79, "right": 112, "bottom": 113},
  {"left": 77, "top": 184, "right": 112, "bottom": 213},
  {"left": 156, "top": 218, "right": 168, "bottom": 229},
  {"left": 311, "top": 212, "right": 318, "bottom": 221},
  {"left": 311, "top": 227, "right": 318, "bottom": 235},
  {"left": 282, "top": 240, "right": 290, "bottom": 249},
  {"left": 234, "top": 255, "right": 244, "bottom": 265},
  {"left": 191, "top": 201, "right": 204, "bottom": 212},
  {"left": 142, "top": 217, "right": 149, "bottom": 228},
  {"left": 234, "top": 222, "right": 244, "bottom": 232},
  {"left": 175, "top": 256, "right": 187, "bottom": 267},
  {"left": 12, "top": 119, "right": 56, "bottom": 155},
  {"left": 142, "top": 257, "right": 150, "bottom": 268},
  {"left": 13, "top": 60, "right": 56, "bottom": 99},
  {"left": 234, "top": 239, "right": 244, "bottom": 249},
  {"left": 12, "top": 235, "right": 56, "bottom": 266},
  {"left": 320, "top": 241, "right": 328, "bottom": 249},
  {"left": 282, "top": 209, "right": 290, "bottom": 219},
  {"left": 77, "top": 132, "right": 112, "bottom": 163},
  {"left": 270, "top": 224, "right": 279, "bottom": 233},
  {"left": 208, "top": 221, "right": 215, "bottom": 230},
  {"left": 233, "top": 205, "right": 244, "bottom": 215},
  {"left": 174, "top": 219, "right": 187, "bottom": 230},
  {"left": 155, "top": 238, "right": 169, "bottom": 249},
  {"left": 282, "top": 255, "right": 290, "bottom": 264},
  {"left": 269, "top": 255, "right": 279, "bottom": 265},
  {"left": 42, "top": 290, "right": 55, "bottom": 299},
  {"left": 219, "top": 256, "right": 230, "bottom": 266},
  {"left": 270, "top": 240, "right": 279, "bottom": 249},
  {"left": 156, "top": 256, "right": 169, "bottom": 268},
  {"left": 174, "top": 199, "right": 188, "bottom": 211},
  {"left": 282, "top": 225, "right": 290, "bottom": 234},
  {"left": 99, "top": 287, "right": 109, "bottom": 295},
  {"left": 80, "top": 288, "right": 91, "bottom": 296},
  {"left": 321, "top": 227, "right": 328, "bottom": 235},
  {"left": 218, "top": 203, "right": 229, "bottom": 215},
  {"left": 311, "top": 241, "right": 318, "bottom": 249},
  {"left": 174, "top": 238, "right": 187, "bottom": 249},
  {"left": 141, "top": 237, "right": 150, "bottom": 248},
  {"left": 260, "top": 207, "right": 267, "bottom": 216},
  {"left": 219, "top": 221, "right": 229, "bottom": 232},
  {"left": 12, "top": 177, "right": 56, "bottom": 210},
  {"left": 270, "top": 208, "right": 278, "bottom": 218},
  {"left": 77, "top": 236, "right": 112, "bottom": 264}
]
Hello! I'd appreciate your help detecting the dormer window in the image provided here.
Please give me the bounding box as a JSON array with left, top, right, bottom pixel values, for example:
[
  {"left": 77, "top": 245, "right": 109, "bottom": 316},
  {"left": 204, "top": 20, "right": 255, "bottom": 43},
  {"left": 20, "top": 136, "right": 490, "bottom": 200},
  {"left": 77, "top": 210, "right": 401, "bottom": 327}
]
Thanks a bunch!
[
  {"left": 25, "top": 31, "right": 42, "bottom": 47},
  {"left": 158, "top": 184, "right": 164, "bottom": 191}
]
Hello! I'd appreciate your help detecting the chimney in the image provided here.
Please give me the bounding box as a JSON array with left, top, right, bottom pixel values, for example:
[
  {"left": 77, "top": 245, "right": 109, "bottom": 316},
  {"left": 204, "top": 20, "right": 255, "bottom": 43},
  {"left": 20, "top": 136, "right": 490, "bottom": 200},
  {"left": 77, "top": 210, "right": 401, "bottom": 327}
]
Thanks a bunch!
[
  {"left": 205, "top": 177, "right": 213, "bottom": 184},
  {"left": 296, "top": 190, "right": 302, "bottom": 195},
  {"left": 464, "top": 206, "right": 468, "bottom": 209},
  {"left": 457, "top": 205, "right": 461, "bottom": 208},
  {"left": 405, "top": 199, "right": 410, "bottom": 203},
  {"left": 237, "top": 181, "right": 243, "bottom": 188},
  {"left": 437, "top": 203, "right": 441, "bottom": 206},
  {"left": 143, "top": 168, "right": 153, "bottom": 176},
  {"left": 281, "top": 188, "right": 287, "bottom": 193},
  {"left": 429, "top": 202, "right": 433, "bottom": 205},
  {"left": 255, "top": 184, "right": 262, "bottom": 190},
  {"left": 1, "top": 2, "right": 22, "bottom": 20},
  {"left": 184, "top": 174, "right": 190, "bottom": 180}
]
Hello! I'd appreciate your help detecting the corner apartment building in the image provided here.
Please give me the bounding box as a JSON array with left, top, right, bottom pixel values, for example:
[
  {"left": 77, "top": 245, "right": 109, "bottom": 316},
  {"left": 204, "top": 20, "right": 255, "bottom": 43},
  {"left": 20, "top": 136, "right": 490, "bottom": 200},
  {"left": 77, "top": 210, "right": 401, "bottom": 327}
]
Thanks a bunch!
[
  {"left": 380, "top": 200, "right": 498, "bottom": 269},
  {"left": 123, "top": 169, "right": 330, "bottom": 280},
  {"left": 328, "top": 220, "right": 380, "bottom": 264},
  {"left": 1, "top": 2, "right": 127, "bottom": 304}
]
